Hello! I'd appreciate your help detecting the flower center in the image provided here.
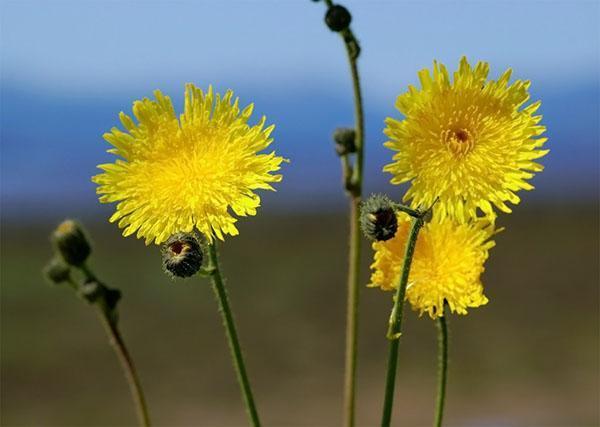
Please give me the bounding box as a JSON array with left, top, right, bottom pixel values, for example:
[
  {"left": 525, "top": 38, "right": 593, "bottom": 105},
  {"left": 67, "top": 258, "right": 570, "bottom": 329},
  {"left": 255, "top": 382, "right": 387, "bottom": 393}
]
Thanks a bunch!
[
  {"left": 169, "top": 241, "right": 192, "bottom": 257},
  {"left": 442, "top": 128, "right": 475, "bottom": 156}
]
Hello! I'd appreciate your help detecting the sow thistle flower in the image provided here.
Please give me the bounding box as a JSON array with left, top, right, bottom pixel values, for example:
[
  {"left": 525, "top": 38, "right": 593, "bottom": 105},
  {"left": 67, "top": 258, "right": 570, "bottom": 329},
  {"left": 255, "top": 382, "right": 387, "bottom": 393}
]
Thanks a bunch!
[
  {"left": 384, "top": 57, "right": 548, "bottom": 222},
  {"left": 93, "top": 84, "right": 286, "bottom": 244},
  {"left": 369, "top": 211, "right": 496, "bottom": 319}
]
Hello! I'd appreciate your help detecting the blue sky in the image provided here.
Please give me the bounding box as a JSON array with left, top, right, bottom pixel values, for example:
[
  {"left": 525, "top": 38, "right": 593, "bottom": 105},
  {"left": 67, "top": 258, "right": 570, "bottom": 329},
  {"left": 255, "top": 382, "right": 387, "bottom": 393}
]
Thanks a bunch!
[{"left": 1, "top": 0, "right": 599, "bottom": 219}]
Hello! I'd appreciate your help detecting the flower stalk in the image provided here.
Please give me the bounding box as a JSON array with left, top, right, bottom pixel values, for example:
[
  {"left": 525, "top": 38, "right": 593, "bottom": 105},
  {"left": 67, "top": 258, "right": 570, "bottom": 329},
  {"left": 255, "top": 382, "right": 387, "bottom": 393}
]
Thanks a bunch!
[
  {"left": 381, "top": 213, "right": 425, "bottom": 427},
  {"left": 77, "top": 265, "right": 151, "bottom": 427},
  {"left": 319, "top": 2, "right": 365, "bottom": 426},
  {"left": 46, "top": 220, "right": 151, "bottom": 426},
  {"left": 434, "top": 311, "right": 448, "bottom": 427},
  {"left": 90, "top": 285, "right": 152, "bottom": 427},
  {"left": 206, "top": 243, "right": 261, "bottom": 427}
]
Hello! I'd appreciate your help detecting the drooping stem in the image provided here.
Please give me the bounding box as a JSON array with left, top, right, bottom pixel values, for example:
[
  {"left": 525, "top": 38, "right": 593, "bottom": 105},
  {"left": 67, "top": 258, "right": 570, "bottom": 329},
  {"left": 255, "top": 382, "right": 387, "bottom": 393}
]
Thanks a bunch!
[
  {"left": 207, "top": 244, "right": 261, "bottom": 427},
  {"left": 96, "top": 309, "right": 152, "bottom": 427},
  {"left": 381, "top": 215, "right": 425, "bottom": 427},
  {"left": 434, "top": 312, "right": 448, "bottom": 427}
]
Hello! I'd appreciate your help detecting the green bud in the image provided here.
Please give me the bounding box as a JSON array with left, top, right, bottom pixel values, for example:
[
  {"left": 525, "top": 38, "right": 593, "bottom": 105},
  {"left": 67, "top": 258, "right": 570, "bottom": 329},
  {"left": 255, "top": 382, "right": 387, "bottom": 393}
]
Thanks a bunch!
[
  {"left": 43, "top": 257, "right": 71, "bottom": 285},
  {"left": 360, "top": 194, "right": 398, "bottom": 242},
  {"left": 51, "top": 219, "right": 91, "bottom": 267},
  {"left": 333, "top": 127, "right": 356, "bottom": 155},
  {"left": 162, "top": 233, "right": 204, "bottom": 278},
  {"left": 325, "top": 4, "right": 352, "bottom": 32}
]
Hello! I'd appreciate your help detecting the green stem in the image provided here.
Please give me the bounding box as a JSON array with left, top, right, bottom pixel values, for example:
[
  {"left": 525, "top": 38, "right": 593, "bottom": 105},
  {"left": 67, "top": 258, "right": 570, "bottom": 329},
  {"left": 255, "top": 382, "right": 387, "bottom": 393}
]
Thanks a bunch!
[
  {"left": 97, "top": 310, "right": 152, "bottom": 427},
  {"left": 332, "top": 14, "right": 365, "bottom": 427},
  {"left": 207, "top": 244, "right": 261, "bottom": 427},
  {"left": 381, "top": 215, "right": 425, "bottom": 427},
  {"left": 320, "top": 3, "right": 365, "bottom": 425},
  {"left": 434, "top": 313, "right": 448, "bottom": 427},
  {"left": 67, "top": 277, "right": 151, "bottom": 427},
  {"left": 344, "top": 197, "right": 362, "bottom": 427}
]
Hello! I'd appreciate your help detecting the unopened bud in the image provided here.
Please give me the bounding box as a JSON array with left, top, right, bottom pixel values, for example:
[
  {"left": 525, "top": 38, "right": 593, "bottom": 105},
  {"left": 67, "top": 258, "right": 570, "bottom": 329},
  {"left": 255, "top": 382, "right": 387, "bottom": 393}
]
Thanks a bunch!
[
  {"left": 333, "top": 127, "right": 356, "bottom": 155},
  {"left": 51, "top": 220, "right": 91, "bottom": 267},
  {"left": 325, "top": 4, "right": 352, "bottom": 32},
  {"left": 360, "top": 194, "right": 398, "bottom": 242},
  {"left": 162, "top": 233, "right": 204, "bottom": 278},
  {"left": 43, "top": 257, "right": 71, "bottom": 285}
]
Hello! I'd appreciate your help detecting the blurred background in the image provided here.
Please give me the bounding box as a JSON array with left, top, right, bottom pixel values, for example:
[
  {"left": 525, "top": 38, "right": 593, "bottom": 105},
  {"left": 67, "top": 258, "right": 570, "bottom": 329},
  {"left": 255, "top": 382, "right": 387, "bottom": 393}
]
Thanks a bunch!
[{"left": 1, "top": 1, "right": 598, "bottom": 426}]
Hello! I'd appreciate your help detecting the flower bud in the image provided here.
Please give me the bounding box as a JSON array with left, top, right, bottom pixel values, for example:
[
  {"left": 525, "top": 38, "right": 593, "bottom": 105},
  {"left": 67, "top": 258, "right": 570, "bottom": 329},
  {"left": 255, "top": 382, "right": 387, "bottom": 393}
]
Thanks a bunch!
[
  {"left": 51, "top": 220, "right": 91, "bottom": 267},
  {"left": 325, "top": 4, "right": 352, "bottom": 32},
  {"left": 333, "top": 127, "right": 356, "bottom": 155},
  {"left": 43, "top": 257, "right": 71, "bottom": 285},
  {"left": 360, "top": 194, "right": 398, "bottom": 241},
  {"left": 162, "top": 233, "right": 204, "bottom": 278},
  {"left": 104, "top": 287, "right": 122, "bottom": 312}
]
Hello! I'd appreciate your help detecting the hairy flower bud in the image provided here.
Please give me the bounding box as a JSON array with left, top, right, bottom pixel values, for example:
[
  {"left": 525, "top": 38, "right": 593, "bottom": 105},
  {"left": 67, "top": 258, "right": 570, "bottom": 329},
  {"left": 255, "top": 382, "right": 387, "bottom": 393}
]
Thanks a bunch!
[
  {"left": 43, "top": 257, "right": 71, "bottom": 285},
  {"left": 51, "top": 219, "right": 91, "bottom": 267},
  {"left": 333, "top": 127, "right": 356, "bottom": 155},
  {"left": 360, "top": 194, "right": 398, "bottom": 241},
  {"left": 162, "top": 233, "right": 204, "bottom": 278},
  {"left": 325, "top": 4, "right": 352, "bottom": 32}
]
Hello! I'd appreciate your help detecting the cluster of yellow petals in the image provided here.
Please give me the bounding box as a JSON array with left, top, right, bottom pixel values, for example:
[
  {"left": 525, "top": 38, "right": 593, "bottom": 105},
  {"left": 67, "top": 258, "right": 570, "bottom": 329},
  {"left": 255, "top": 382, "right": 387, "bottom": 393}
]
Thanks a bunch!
[
  {"left": 384, "top": 57, "right": 548, "bottom": 222},
  {"left": 93, "top": 84, "right": 286, "bottom": 244},
  {"left": 369, "top": 212, "right": 496, "bottom": 319}
]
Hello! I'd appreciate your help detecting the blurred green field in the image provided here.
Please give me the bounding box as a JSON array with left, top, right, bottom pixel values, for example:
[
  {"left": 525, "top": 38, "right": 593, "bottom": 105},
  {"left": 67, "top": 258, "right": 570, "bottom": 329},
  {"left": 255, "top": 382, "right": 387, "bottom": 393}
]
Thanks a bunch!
[{"left": 1, "top": 204, "right": 598, "bottom": 426}]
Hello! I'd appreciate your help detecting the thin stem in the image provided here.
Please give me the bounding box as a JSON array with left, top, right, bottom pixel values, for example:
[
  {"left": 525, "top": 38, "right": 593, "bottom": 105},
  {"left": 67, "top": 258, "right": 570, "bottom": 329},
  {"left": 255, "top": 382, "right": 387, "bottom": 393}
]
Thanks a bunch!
[
  {"left": 69, "top": 270, "right": 151, "bottom": 427},
  {"left": 434, "top": 313, "right": 448, "bottom": 427},
  {"left": 381, "top": 216, "right": 425, "bottom": 427},
  {"left": 335, "top": 17, "right": 365, "bottom": 427},
  {"left": 207, "top": 244, "right": 261, "bottom": 427},
  {"left": 344, "top": 35, "right": 364, "bottom": 188},
  {"left": 344, "top": 196, "right": 362, "bottom": 427},
  {"left": 319, "top": 3, "right": 365, "bottom": 424},
  {"left": 96, "top": 309, "right": 151, "bottom": 427}
]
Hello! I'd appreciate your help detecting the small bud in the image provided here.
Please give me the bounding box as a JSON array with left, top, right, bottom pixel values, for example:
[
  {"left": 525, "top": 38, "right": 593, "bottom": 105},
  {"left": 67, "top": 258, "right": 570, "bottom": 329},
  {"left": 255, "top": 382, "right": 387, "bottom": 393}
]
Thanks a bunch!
[
  {"left": 104, "top": 287, "right": 122, "bottom": 312},
  {"left": 43, "top": 257, "right": 71, "bottom": 285},
  {"left": 51, "top": 220, "right": 91, "bottom": 267},
  {"left": 325, "top": 4, "right": 352, "bottom": 32},
  {"left": 333, "top": 127, "right": 356, "bottom": 155},
  {"left": 360, "top": 194, "right": 398, "bottom": 241},
  {"left": 162, "top": 233, "right": 204, "bottom": 278}
]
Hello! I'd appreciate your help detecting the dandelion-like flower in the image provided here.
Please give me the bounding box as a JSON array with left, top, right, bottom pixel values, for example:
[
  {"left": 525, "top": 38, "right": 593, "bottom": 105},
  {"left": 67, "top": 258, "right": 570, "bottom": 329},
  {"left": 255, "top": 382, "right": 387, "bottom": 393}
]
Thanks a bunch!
[
  {"left": 369, "top": 212, "right": 496, "bottom": 318},
  {"left": 93, "top": 84, "right": 286, "bottom": 244},
  {"left": 384, "top": 57, "right": 548, "bottom": 222}
]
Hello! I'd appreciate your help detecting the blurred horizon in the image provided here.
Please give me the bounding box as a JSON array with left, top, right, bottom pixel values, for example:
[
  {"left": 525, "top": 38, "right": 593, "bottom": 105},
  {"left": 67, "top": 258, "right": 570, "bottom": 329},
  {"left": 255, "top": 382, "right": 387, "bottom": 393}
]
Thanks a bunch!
[{"left": 1, "top": 0, "right": 599, "bottom": 221}]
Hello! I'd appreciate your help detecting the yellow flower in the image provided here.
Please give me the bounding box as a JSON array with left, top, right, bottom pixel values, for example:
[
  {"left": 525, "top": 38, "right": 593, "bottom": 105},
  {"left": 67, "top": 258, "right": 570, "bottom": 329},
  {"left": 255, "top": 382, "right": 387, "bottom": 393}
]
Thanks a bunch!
[
  {"left": 368, "top": 212, "right": 496, "bottom": 319},
  {"left": 92, "top": 84, "right": 286, "bottom": 245},
  {"left": 383, "top": 57, "right": 548, "bottom": 222}
]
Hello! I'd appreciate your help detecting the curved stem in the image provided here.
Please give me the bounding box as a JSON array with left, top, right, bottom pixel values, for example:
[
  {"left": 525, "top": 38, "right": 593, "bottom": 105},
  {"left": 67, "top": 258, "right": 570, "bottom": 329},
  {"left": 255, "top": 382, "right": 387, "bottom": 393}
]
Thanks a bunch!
[
  {"left": 207, "top": 244, "right": 261, "bottom": 427},
  {"left": 381, "top": 216, "right": 424, "bottom": 427},
  {"left": 97, "top": 310, "right": 151, "bottom": 427},
  {"left": 434, "top": 313, "right": 448, "bottom": 427}
]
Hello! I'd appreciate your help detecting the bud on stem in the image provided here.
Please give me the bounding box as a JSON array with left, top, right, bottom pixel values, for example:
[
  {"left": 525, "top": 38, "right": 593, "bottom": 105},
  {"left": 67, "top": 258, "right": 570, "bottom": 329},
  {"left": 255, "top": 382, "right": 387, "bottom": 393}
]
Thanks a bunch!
[
  {"left": 360, "top": 194, "right": 399, "bottom": 242},
  {"left": 51, "top": 220, "right": 91, "bottom": 267},
  {"left": 161, "top": 233, "right": 204, "bottom": 278}
]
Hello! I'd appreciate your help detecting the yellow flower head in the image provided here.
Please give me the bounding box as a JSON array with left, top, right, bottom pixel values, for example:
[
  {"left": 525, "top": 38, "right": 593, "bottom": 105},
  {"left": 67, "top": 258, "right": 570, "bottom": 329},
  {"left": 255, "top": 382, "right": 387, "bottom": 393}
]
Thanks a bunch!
[
  {"left": 384, "top": 57, "right": 548, "bottom": 222},
  {"left": 92, "top": 84, "right": 286, "bottom": 245},
  {"left": 369, "top": 212, "right": 496, "bottom": 319}
]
